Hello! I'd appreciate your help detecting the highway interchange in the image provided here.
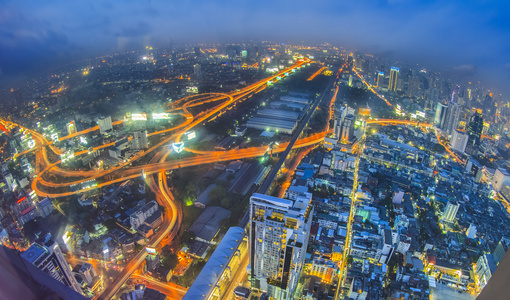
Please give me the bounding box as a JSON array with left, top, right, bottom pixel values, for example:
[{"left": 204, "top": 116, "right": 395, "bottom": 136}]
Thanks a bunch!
[{"left": 0, "top": 61, "right": 463, "bottom": 299}]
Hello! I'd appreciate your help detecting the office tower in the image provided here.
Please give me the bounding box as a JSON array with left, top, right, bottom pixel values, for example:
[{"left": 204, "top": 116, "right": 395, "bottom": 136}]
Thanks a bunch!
[
  {"left": 194, "top": 64, "right": 202, "bottom": 78},
  {"left": 375, "top": 71, "right": 384, "bottom": 88},
  {"left": 450, "top": 130, "right": 469, "bottom": 153},
  {"left": 388, "top": 66, "right": 399, "bottom": 92},
  {"left": 131, "top": 130, "right": 148, "bottom": 150},
  {"left": 445, "top": 102, "right": 461, "bottom": 135},
  {"left": 66, "top": 121, "right": 77, "bottom": 135},
  {"left": 22, "top": 240, "right": 82, "bottom": 294},
  {"left": 466, "top": 110, "right": 483, "bottom": 154},
  {"left": 442, "top": 201, "right": 459, "bottom": 223},
  {"left": 194, "top": 46, "right": 201, "bottom": 56},
  {"left": 340, "top": 114, "right": 355, "bottom": 144},
  {"left": 98, "top": 116, "right": 113, "bottom": 134},
  {"left": 250, "top": 193, "right": 313, "bottom": 300},
  {"left": 434, "top": 103, "right": 447, "bottom": 129}
]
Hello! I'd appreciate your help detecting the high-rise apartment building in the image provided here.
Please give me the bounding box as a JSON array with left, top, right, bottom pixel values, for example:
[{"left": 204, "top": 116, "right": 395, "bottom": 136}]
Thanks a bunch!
[
  {"left": 98, "top": 116, "right": 113, "bottom": 134},
  {"left": 451, "top": 129, "right": 469, "bottom": 153},
  {"left": 131, "top": 130, "right": 148, "bottom": 150},
  {"left": 388, "top": 66, "right": 399, "bottom": 92},
  {"left": 434, "top": 103, "right": 447, "bottom": 129},
  {"left": 445, "top": 102, "right": 461, "bottom": 135},
  {"left": 250, "top": 193, "right": 313, "bottom": 300},
  {"left": 442, "top": 201, "right": 459, "bottom": 223},
  {"left": 22, "top": 240, "right": 82, "bottom": 294},
  {"left": 340, "top": 114, "right": 355, "bottom": 144},
  {"left": 375, "top": 71, "right": 384, "bottom": 88}
]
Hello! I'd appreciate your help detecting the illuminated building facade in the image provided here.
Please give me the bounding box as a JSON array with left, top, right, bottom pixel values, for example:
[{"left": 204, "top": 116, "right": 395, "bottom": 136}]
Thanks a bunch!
[
  {"left": 388, "top": 66, "right": 399, "bottom": 92},
  {"left": 249, "top": 193, "right": 313, "bottom": 300}
]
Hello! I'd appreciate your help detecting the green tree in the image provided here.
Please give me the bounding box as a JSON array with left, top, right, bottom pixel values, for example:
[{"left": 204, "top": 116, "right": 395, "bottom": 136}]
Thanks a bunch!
[{"left": 209, "top": 185, "right": 227, "bottom": 205}]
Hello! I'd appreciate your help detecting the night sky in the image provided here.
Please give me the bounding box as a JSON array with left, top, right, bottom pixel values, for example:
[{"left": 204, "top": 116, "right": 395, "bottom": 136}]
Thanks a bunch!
[{"left": 1, "top": 0, "right": 510, "bottom": 94}]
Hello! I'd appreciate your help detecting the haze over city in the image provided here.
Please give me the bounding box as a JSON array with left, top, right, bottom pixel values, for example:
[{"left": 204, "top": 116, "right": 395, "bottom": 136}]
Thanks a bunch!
[
  {"left": 2, "top": 0, "right": 510, "bottom": 94},
  {"left": 1, "top": 1, "right": 510, "bottom": 300}
]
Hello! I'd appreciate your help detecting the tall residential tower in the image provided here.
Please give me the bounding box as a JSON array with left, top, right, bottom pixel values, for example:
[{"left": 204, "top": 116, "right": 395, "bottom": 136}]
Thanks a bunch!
[{"left": 250, "top": 193, "right": 313, "bottom": 299}]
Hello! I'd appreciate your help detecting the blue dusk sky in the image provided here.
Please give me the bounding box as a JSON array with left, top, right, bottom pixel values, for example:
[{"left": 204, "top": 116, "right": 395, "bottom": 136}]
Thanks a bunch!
[{"left": 1, "top": 0, "right": 510, "bottom": 94}]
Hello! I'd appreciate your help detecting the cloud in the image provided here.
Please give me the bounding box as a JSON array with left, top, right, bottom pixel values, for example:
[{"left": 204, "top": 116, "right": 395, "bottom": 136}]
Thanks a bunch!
[{"left": 0, "top": 0, "right": 509, "bottom": 94}]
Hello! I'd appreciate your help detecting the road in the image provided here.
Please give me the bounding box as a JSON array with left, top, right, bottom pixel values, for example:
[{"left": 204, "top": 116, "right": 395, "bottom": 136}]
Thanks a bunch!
[
  {"left": 258, "top": 66, "right": 339, "bottom": 194},
  {"left": 222, "top": 250, "right": 249, "bottom": 300},
  {"left": 131, "top": 274, "right": 187, "bottom": 299},
  {"left": 334, "top": 134, "right": 364, "bottom": 300}
]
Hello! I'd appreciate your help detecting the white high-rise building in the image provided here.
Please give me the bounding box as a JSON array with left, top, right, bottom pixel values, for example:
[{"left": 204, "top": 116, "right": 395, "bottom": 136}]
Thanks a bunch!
[
  {"left": 98, "top": 116, "right": 113, "bottom": 134},
  {"left": 250, "top": 193, "right": 313, "bottom": 300},
  {"left": 445, "top": 102, "right": 461, "bottom": 135},
  {"left": 443, "top": 201, "right": 459, "bottom": 223},
  {"left": 131, "top": 130, "right": 148, "bottom": 150},
  {"left": 451, "top": 129, "right": 469, "bottom": 153},
  {"left": 492, "top": 168, "right": 510, "bottom": 192}
]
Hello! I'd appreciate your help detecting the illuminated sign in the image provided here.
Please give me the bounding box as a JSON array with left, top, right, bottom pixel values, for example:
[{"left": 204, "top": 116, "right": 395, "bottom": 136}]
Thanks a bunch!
[
  {"left": 131, "top": 113, "right": 147, "bottom": 121},
  {"left": 416, "top": 111, "right": 426, "bottom": 118},
  {"left": 172, "top": 142, "right": 185, "bottom": 153},
  {"left": 186, "top": 131, "right": 196, "bottom": 140},
  {"left": 266, "top": 67, "right": 279, "bottom": 73},
  {"left": 80, "top": 136, "right": 87, "bottom": 145},
  {"left": 146, "top": 247, "right": 157, "bottom": 255},
  {"left": 28, "top": 139, "right": 36, "bottom": 149},
  {"left": 17, "top": 196, "right": 26, "bottom": 203},
  {"left": 152, "top": 113, "right": 170, "bottom": 120}
]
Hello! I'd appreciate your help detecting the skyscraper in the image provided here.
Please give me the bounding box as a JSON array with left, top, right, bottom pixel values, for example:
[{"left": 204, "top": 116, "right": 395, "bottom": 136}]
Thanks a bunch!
[
  {"left": 98, "top": 116, "right": 113, "bottom": 134},
  {"left": 434, "top": 103, "right": 447, "bottom": 129},
  {"left": 451, "top": 129, "right": 469, "bottom": 153},
  {"left": 375, "top": 71, "right": 384, "bottom": 88},
  {"left": 466, "top": 110, "right": 483, "bottom": 154},
  {"left": 388, "top": 66, "right": 399, "bottom": 92},
  {"left": 340, "top": 114, "right": 355, "bottom": 144},
  {"left": 250, "top": 193, "right": 313, "bottom": 300},
  {"left": 131, "top": 130, "right": 148, "bottom": 150},
  {"left": 22, "top": 240, "right": 82, "bottom": 294},
  {"left": 445, "top": 102, "right": 461, "bottom": 135}
]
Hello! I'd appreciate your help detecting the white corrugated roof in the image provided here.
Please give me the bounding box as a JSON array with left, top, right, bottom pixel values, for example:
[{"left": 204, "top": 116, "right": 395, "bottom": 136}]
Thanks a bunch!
[{"left": 183, "top": 227, "right": 245, "bottom": 300}]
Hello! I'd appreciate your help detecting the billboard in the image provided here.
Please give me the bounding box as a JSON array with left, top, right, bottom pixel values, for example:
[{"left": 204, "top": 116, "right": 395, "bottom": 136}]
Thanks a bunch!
[
  {"left": 172, "top": 142, "right": 185, "bottom": 153},
  {"left": 146, "top": 247, "right": 157, "bottom": 255},
  {"left": 153, "top": 113, "right": 170, "bottom": 120},
  {"left": 186, "top": 131, "right": 196, "bottom": 140},
  {"left": 131, "top": 113, "right": 148, "bottom": 121}
]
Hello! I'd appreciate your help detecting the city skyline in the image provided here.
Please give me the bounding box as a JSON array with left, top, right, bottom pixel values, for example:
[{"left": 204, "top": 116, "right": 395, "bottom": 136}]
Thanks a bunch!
[{"left": 2, "top": 1, "right": 510, "bottom": 95}]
